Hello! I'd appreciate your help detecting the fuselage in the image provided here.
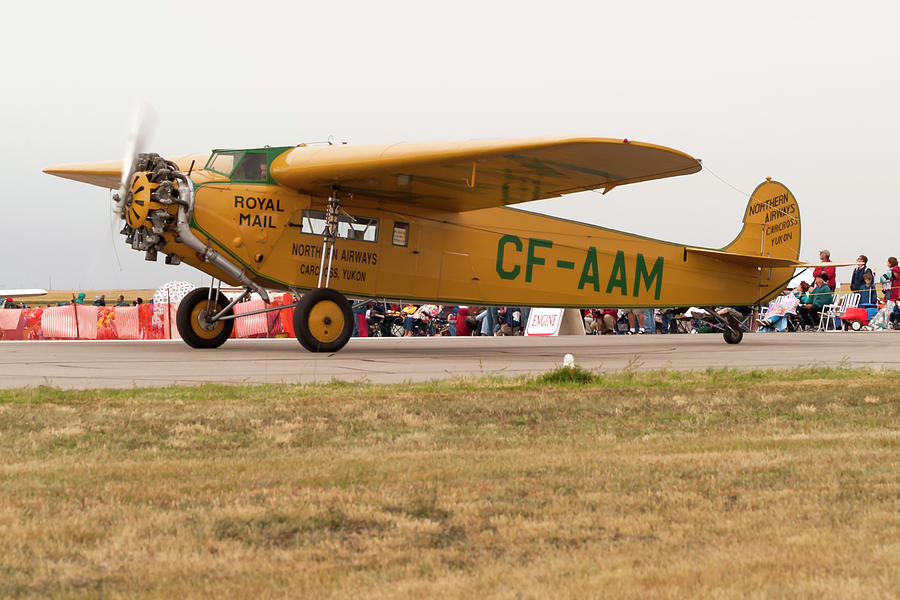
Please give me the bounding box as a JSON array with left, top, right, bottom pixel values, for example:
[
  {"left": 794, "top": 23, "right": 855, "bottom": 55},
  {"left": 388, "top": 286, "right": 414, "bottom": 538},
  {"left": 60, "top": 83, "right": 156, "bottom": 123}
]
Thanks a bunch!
[{"left": 160, "top": 156, "right": 794, "bottom": 308}]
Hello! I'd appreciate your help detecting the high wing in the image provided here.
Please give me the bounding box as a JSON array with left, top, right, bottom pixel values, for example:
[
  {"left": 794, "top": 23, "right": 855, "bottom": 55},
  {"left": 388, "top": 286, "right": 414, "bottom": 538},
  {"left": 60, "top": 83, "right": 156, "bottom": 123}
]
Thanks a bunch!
[
  {"left": 43, "top": 160, "right": 122, "bottom": 188},
  {"left": 43, "top": 154, "right": 207, "bottom": 189},
  {"left": 270, "top": 137, "right": 701, "bottom": 211},
  {"left": 44, "top": 138, "right": 701, "bottom": 213}
]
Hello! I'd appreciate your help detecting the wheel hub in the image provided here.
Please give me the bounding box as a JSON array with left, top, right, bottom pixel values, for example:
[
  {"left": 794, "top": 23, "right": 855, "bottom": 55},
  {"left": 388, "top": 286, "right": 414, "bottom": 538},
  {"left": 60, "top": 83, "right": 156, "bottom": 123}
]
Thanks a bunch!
[
  {"left": 190, "top": 299, "right": 226, "bottom": 339},
  {"left": 197, "top": 306, "right": 219, "bottom": 331},
  {"left": 308, "top": 300, "right": 344, "bottom": 343}
]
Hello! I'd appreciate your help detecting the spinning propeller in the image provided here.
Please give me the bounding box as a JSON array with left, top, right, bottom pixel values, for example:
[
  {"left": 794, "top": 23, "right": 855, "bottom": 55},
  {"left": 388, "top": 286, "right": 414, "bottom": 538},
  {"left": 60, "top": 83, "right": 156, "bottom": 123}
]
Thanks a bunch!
[{"left": 114, "top": 103, "right": 155, "bottom": 219}]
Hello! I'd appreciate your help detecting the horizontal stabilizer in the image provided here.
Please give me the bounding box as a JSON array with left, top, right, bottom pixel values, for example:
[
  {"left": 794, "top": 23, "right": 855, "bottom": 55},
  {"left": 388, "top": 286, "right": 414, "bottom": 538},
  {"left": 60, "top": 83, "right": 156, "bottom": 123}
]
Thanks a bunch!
[
  {"left": 685, "top": 247, "right": 802, "bottom": 268},
  {"left": 793, "top": 261, "right": 856, "bottom": 268},
  {"left": 686, "top": 248, "right": 855, "bottom": 270}
]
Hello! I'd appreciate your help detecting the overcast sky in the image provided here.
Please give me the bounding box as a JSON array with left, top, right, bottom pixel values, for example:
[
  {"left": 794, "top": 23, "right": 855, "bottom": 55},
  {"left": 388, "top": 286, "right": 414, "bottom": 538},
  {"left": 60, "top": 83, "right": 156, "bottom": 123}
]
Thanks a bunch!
[{"left": 1, "top": 1, "right": 896, "bottom": 291}]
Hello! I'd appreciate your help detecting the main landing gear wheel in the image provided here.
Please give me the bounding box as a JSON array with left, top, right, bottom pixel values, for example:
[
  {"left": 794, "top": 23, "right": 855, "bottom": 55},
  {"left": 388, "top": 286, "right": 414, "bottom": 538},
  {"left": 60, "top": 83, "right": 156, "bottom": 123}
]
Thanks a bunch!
[
  {"left": 723, "top": 326, "right": 743, "bottom": 345},
  {"left": 293, "top": 288, "right": 353, "bottom": 352},
  {"left": 176, "top": 287, "right": 234, "bottom": 348}
]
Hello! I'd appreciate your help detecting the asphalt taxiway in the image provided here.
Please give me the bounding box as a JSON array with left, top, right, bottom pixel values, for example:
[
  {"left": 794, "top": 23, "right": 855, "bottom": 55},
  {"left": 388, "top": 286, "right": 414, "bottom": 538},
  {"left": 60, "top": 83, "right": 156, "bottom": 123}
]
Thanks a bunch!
[{"left": 2, "top": 332, "right": 899, "bottom": 389}]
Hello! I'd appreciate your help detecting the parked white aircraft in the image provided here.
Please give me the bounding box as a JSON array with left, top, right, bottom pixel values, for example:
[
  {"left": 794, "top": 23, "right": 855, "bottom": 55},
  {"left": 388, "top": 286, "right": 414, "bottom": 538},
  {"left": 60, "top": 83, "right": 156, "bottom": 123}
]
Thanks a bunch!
[{"left": 1, "top": 289, "right": 47, "bottom": 308}]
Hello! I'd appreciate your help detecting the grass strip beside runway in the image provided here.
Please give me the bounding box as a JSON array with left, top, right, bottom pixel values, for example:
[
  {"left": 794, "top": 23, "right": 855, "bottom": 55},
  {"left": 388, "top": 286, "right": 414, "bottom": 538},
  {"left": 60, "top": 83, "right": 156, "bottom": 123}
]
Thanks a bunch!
[{"left": 1, "top": 368, "right": 898, "bottom": 598}]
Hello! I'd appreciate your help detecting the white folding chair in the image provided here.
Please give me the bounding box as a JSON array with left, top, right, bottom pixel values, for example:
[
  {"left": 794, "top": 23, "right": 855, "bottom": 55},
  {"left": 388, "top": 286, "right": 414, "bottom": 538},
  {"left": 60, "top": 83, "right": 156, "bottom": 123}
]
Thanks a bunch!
[
  {"left": 820, "top": 293, "right": 858, "bottom": 331},
  {"left": 834, "top": 292, "right": 860, "bottom": 330},
  {"left": 817, "top": 293, "right": 840, "bottom": 331}
]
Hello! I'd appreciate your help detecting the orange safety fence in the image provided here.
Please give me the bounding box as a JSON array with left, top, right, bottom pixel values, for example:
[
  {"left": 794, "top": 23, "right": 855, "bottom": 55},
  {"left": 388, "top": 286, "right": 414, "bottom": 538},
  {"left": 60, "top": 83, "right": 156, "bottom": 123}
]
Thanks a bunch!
[
  {"left": 0, "top": 295, "right": 298, "bottom": 342},
  {"left": 233, "top": 299, "right": 268, "bottom": 338}
]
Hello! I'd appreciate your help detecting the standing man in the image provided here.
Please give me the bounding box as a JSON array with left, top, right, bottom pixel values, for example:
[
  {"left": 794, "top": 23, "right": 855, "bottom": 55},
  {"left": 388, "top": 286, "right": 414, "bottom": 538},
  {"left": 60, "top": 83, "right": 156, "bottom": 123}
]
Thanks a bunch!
[{"left": 624, "top": 308, "right": 645, "bottom": 334}]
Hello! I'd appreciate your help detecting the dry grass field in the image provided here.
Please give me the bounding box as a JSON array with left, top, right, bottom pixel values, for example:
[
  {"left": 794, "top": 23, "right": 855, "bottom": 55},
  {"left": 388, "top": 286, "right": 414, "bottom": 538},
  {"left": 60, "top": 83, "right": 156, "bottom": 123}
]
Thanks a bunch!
[{"left": 0, "top": 367, "right": 897, "bottom": 599}]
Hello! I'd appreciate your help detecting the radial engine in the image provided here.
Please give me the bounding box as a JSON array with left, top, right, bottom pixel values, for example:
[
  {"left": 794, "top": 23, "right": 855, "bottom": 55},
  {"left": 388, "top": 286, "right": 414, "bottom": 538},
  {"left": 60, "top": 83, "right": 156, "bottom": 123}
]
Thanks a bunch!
[{"left": 115, "top": 153, "right": 184, "bottom": 264}]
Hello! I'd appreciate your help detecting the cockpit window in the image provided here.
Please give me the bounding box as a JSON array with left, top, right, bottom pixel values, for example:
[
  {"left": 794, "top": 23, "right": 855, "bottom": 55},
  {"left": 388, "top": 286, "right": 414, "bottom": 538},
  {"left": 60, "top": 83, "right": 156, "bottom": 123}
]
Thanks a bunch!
[
  {"left": 232, "top": 153, "right": 268, "bottom": 182},
  {"left": 206, "top": 151, "right": 242, "bottom": 176}
]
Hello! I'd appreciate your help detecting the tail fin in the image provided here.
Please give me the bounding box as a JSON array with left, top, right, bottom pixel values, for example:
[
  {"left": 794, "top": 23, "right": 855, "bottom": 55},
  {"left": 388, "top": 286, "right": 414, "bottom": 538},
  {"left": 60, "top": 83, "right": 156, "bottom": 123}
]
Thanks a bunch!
[
  {"left": 725, "top": 178, "right": 801, "bottom": 302},
  {"left": 724, "top": 179, "right": 801, "bottom": 260}
]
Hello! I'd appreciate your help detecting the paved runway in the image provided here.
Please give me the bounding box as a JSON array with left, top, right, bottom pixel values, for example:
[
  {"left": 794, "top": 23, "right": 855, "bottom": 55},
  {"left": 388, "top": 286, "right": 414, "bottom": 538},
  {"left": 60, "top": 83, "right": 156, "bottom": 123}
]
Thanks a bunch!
[{"left": 3, "top": 332, "right": 900, "bottom": 389}]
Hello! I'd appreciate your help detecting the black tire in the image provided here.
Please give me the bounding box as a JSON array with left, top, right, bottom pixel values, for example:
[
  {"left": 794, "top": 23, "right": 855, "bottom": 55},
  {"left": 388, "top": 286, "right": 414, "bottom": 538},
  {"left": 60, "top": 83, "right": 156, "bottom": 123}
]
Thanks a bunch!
[
  {"left": 176, "top": 287, "right": 234, "bottom": 348},
  {"left": 293, "top": 288, "right": 353, "bottom": 352},
  {"left": 723, "top": 326, "right": 743, "bottom": 345}
]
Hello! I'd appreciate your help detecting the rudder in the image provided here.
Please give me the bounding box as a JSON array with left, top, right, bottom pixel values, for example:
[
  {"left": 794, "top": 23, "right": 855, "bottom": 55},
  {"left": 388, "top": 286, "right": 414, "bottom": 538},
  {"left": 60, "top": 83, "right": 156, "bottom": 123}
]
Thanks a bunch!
[{"left": 724, "top": 179, "right": 801, "bottom": 301}]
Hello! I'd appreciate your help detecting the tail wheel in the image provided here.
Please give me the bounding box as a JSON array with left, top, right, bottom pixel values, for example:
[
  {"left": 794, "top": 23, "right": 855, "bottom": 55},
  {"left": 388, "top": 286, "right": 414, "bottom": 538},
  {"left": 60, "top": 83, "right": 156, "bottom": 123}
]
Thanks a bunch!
[
  {"left": 723, "top": 326, "right": 743, "bottom": 344},
  {"left": 293, "top": 288, "right": 353, "bottom": 352},
  {"left": 176, "top": 287, "right": 234, "bottom": 348}
]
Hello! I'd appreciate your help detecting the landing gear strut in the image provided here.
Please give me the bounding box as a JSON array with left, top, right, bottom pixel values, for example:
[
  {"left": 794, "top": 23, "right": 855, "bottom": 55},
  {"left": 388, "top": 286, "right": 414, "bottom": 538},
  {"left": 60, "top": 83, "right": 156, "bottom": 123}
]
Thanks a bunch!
[{"left": 292, "top": 187, "right": 354, "bottom": 352}]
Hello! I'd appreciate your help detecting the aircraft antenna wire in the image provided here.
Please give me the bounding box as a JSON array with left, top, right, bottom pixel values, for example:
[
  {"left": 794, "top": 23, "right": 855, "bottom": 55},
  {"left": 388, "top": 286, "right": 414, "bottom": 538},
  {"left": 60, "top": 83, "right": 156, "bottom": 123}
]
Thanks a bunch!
[
  {"left": 701, "top": 164, "right": 750, "bottom": 198},
  {"left": 702, "top": 164, "right": 801, "bottom": 256}
]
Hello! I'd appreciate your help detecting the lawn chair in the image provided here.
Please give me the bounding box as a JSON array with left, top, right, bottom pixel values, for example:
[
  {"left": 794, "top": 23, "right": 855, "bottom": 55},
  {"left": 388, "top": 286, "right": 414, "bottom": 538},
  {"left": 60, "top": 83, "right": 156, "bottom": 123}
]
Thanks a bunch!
[
  {"left": 819, "top": 293, "right": 857, "bottom": 331},
  {"left": 758, "top": 296, "right": 797, "bottom": 332},
  {"left": 834, "top": 292, "right": 860, "bottom": 330},
  {"left": 816, "top": 293, "right": 839, "bottom": 331}
]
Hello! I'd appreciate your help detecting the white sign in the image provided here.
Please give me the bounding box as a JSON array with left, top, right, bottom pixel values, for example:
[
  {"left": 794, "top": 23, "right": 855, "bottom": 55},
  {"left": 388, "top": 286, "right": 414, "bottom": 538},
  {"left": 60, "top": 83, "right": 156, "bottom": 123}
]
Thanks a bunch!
[{"left": 525, "top": 308, "right": 565, "bottom": 336}]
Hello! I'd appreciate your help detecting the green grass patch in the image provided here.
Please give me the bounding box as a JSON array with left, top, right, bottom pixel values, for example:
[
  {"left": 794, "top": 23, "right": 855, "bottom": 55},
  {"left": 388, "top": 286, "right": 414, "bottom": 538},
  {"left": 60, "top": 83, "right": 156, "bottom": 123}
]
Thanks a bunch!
[
  {"left": 536, "top": 365, "right": 597, "bottom": 385},
  {"left": 0, "top": 365, "right": 887, "bottom": 404}
]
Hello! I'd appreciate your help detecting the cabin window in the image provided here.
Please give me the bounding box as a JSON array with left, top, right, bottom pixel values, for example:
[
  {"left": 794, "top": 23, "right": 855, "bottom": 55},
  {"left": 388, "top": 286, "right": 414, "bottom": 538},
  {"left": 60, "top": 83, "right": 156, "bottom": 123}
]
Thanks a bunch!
[
  {"left": 392, "top": 221, "right": 409, "bottom": 247},
  {"left": 232, "top": 153, "right": 268, "bottom": 182},
  {"left": 206, "top": 151, "right": 242, "bottom": 176},
  {"left": 301, "top": 210, "right": 378, "bottom": 242}
]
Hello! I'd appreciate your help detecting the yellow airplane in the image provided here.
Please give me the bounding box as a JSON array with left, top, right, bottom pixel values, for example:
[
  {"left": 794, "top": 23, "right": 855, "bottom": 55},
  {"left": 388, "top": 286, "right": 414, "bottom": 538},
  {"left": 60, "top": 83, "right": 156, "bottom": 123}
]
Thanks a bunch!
[{"left": 45, "top": 136, "right": 815, "bottom": 351}]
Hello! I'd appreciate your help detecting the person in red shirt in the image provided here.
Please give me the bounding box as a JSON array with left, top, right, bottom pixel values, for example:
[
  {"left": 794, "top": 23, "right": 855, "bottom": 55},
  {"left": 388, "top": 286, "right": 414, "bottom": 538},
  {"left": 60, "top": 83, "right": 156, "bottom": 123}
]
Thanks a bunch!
[
  {"left": 888, "top": 256, "right": 900, "bottom": 302},
  {"left": 455, "top": 306, "right": 472, "bottom": 337},
  {"left": 812, "top": 249, "right": 837, "bottom": 291}
]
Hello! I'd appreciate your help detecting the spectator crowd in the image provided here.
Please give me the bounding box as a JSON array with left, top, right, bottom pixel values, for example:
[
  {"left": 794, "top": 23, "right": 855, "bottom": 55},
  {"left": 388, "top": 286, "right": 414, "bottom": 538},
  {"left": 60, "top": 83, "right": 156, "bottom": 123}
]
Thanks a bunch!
[
  {"left": 5, "top": 250, "right": 900, "bottom": 337},
  {"left": 350, "top": 250, "right": 900, "bottom": 337}
]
